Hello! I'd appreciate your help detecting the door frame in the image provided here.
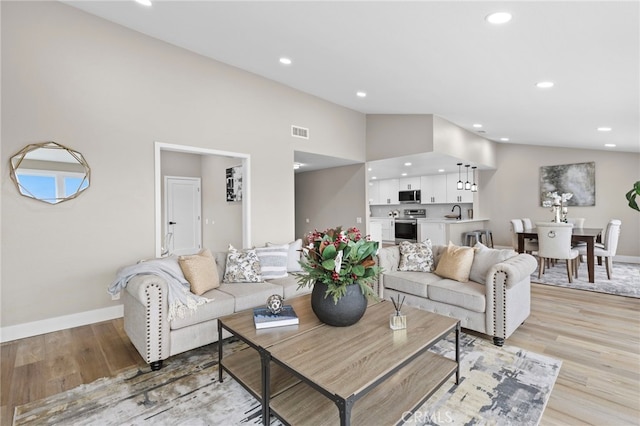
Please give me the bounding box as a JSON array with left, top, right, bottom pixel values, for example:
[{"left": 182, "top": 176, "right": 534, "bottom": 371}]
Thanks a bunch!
[{"left": 154, "top": 141, "right": 251, "bottom": 258}]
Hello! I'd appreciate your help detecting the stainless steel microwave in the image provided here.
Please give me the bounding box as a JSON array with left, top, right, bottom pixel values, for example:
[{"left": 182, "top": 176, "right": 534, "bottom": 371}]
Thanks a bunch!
[{"left": 399, "top": 190, "right": 421, "bottom": 204}]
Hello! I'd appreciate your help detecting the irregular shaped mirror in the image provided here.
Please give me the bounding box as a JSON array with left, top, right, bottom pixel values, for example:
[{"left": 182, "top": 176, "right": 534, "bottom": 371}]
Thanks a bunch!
[{"left": 9, "top": 141, "right": 91, "bottom": 204}]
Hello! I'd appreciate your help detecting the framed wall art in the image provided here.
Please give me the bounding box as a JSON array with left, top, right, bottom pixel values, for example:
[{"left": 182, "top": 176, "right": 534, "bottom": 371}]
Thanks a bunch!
[
  {"left": 539, "top": 161, "right": 595, "bottom": 206},
  {"left": 226, "top": 165, "right": 243, "bottom": 202}
]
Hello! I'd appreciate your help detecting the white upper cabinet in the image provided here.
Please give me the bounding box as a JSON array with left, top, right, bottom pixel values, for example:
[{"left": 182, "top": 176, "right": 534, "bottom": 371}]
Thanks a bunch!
[
  {"left": 368, "top": 181, "right": 381, "bottom": 205},
  {"left": 420, "top": 174, "right": 447, "bottom": 204},
  {"left": 399, "top": 177, "right": 421, "bottom": 191},
  {"left": 446, "top": 173, "right": 473, "bottom": 203},
  {"left": 378, "top": 179, "right": 399, "bottom": 204}
]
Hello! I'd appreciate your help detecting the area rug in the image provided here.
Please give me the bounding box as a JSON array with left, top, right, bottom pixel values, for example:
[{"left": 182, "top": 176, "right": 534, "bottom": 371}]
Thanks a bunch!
[
  {"left": 531, "top": 261, "right": 640, "bottom": 298},
  {"left": 13, "top": 334, "right": 561, "bottom": 426}
]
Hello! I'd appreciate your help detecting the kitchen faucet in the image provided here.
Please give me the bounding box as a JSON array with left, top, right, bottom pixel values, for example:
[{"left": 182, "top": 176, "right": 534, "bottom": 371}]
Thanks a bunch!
[{"left": 451, "top": 204, "right": 461, "bottom": 220}]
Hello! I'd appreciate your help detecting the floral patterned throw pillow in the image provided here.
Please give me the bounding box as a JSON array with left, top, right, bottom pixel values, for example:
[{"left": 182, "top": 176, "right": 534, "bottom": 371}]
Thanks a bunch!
[
  {"left": 223, "top": 245, "right": 263, "bottom": 283},
  {"left": 398, "top": 240, "right": 434, "bottom": 272}
]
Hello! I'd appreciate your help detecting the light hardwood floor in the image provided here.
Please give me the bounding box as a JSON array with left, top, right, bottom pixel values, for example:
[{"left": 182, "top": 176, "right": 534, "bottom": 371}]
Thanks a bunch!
[{"left": 2, "top": 283, "right": 639, "bottom": 425}]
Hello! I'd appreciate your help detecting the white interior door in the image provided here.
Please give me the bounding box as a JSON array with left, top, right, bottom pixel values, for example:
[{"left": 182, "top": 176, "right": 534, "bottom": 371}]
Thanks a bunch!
[{"left": 165, "top": 176, "right": 202, "bottom": 255}]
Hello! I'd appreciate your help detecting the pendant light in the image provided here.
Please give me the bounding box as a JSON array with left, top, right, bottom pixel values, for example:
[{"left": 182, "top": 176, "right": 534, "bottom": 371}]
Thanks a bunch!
[
  {"left": 464, "top": 165, "right": 471, "bottom": 190},
  {"left": 456, "top": 163, "right": 463, "bottom": 190},
  {"left": 471, "top": 166, "right": 478, "bottom": 192}
]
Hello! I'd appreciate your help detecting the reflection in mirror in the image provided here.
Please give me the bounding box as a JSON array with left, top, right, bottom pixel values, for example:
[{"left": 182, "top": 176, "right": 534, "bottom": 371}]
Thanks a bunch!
[{"left": 9, "top": 141, "right": 91, "bottom": 204}]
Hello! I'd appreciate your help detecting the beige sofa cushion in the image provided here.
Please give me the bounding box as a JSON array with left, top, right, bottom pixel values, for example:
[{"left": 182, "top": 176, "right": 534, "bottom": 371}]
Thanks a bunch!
[
  {"left": 428, "top": 279, "right": 486, "bottom": 313},
  {"left": 434, "top": 242, "right": 474, "bottom": 282},
  {"left": 178, "top": 248, "right": 220, "bottom": 295},
  {"left": 217, "top": 282, "right": 284, "bottom": 312},
  {"left": 170, "top": 289, "right": 235, "bottom": 330},
  {"left": 383, "top": 271, "right": 442, "bottom": 298}
]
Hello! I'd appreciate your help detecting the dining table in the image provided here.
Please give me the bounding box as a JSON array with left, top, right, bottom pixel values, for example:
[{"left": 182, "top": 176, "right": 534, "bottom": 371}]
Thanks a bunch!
[{"left": 517, "top": 227, "right": 603, "bottom": 283}]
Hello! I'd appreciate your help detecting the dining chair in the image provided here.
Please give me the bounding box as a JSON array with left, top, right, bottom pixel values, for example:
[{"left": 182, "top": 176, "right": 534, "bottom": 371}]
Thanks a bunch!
[
  {"left": 535, "top": 222, "right": 579, "bottom": 283},
  {"left": 577, "top": 219, "right": 621, "bottom": 280},
  {"left": 521, "top": 218, "right": 534, "bottom": 229},
  {"left": 566, "top": 218, "right": 585, "bottom": 228},
  {"left": 510, "top": 219, "right": 538, "bottom": 253}
]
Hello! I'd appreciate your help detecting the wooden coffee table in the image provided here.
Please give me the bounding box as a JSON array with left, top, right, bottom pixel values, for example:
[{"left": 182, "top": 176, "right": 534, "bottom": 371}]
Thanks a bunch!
[{"left": 218, "top": 294, "right": 460, "bottom": 425}]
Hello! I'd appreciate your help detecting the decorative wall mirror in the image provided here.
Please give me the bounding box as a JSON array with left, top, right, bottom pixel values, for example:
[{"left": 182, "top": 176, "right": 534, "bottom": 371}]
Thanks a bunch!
[{"left": 9, "top": 141, "right": 91, "bottom": 204}]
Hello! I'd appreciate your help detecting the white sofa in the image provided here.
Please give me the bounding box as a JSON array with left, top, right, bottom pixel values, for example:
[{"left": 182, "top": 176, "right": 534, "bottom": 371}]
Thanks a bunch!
[
  {"left": 121, "top": 249, "right": 310, "bottom": 370},
  {"left": 376, "top": 243, "right": 537, "bottom": 346}
]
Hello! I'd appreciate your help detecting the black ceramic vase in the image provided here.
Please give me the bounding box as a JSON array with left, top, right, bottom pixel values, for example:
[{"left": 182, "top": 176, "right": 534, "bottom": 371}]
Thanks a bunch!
[{"left": 311, "top": 281, "right": 367, "bottom": 327}]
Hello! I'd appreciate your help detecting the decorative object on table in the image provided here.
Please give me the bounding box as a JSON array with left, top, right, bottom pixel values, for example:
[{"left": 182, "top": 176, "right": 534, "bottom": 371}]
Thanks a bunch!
[
  {"left": 542, "top": 191, "right": 573, "bottom": 222},
  {"left": 539, "top": 161, "right": 595, "bottom": 206},
  {"left": 625, "top": 181, "right": 640, "bottom": 212},
  {"left": 389, "top": 294, "right": 406, "bottom": 330},
  {"left": 225, "top": 165, "right": 242, "bottom": 202},
  {"left": 297, "top": 226, "right": 381, "bottom": 326},
  {"left": 253, "top": 305, "right": 298, "bottom": 329},
  {"left": 265, "top": 294, "right": 284, "bottom": 314}
]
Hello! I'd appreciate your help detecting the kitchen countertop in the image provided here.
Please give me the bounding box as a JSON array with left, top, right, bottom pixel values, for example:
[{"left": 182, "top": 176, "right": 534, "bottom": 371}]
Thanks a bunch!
[{"left": 370, "top": 217, "right": 488, "bottom": 224}]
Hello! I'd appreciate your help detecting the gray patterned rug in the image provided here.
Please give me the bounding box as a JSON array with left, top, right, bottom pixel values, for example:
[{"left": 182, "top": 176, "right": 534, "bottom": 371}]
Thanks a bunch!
[
  {"left": 13, "top": 333, "right": 561, "bottom": 426},
  {"left": 531, "top": 261, "right": 640, "bottom": 298}
]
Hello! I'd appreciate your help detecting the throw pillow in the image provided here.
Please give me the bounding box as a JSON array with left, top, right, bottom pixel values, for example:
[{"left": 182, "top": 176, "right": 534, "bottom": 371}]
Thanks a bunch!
[
  {"left": 255, "top": 245, "right": 289, "bottom": 280},
  {"left": 267, "top": 239, "right": 303, "bottom": 272},
  {"left": 178, "top": 248, "right": 220, "bottom": 295},
  {"left": 434, "top": 242, "right": 475, "bottom": 282},
  {"left": 398, "top": 240, "right": 434, "bottom": 272},
  {"left": 223, "top": 245, "right": 263, "bottom": 283},
  {"left": 469, "top": 243, "right": 517, "bottom": 284}
]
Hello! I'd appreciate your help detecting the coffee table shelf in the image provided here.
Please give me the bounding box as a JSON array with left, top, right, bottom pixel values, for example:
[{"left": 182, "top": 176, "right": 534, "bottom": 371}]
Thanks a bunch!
[
  {"left": 270, "top": 351, "right": 457, "bottom": 425},
  {"left": 220, "top": 347, "right": 300, "bottom": 401}
]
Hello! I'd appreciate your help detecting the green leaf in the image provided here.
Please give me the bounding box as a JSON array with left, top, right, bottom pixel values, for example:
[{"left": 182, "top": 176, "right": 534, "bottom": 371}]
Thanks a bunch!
[
  {"left": 321, "top": 244, "right": 337, "bottom": 260},
  {"left": 352, "top": 264, "right": 365, "bottom": 276},
  {"left": 321, "top": 259, "right": 336, "bottom": 271}
]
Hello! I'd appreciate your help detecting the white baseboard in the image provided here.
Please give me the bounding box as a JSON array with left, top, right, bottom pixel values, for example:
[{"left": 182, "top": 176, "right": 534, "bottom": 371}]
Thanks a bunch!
[{"left": 0, "top": 304, "right": 124, "bottom": 343}]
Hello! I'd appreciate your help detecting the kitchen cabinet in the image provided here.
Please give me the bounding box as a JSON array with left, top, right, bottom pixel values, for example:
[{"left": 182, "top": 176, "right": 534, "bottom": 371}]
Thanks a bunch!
[
  {"left": 446, "top": 173, "right": 473, "bottom": 203},
  {"left": 419, "top": 174, "right": 447, "bottom": 204},
  {"left": 368, "top": 181, "right": 381, "bottom": 205},
  {"left": 371, "top": 218, "right": 394, "bottom": 242},
  {"left": 418, "top": 222, "right": 446, "bottom": 246},
  {"left": 399, "top": 177, "right": 421, "bottom": 190},
  {"left": 378, "top": 179, "right": 399, "bottom": 205}
]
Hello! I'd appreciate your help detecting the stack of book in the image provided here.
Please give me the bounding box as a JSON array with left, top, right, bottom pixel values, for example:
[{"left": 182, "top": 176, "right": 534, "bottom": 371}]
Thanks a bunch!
[{"left": 253, "top": 305, "right": 299, "bottom": 329}]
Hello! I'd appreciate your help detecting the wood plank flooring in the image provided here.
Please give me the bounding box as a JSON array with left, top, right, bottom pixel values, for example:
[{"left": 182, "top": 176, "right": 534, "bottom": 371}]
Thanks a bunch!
[{"left": 1, "top": 283, "right": 639, "bottom": 425}]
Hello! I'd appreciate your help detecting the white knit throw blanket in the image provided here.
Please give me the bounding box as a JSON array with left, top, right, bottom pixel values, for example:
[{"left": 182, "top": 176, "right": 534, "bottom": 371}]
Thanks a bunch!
[{"left": 108, "top": 256, "right": 211, "bottom": 322}]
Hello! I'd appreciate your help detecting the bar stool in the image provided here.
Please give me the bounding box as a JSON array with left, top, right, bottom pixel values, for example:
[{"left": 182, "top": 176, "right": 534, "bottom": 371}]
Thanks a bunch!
[
  {"left": 474, "top": 229, "right": 494, "bottom": 247},
  {"left": 464, "top": 230, "right": 483, "bottom": 247}
]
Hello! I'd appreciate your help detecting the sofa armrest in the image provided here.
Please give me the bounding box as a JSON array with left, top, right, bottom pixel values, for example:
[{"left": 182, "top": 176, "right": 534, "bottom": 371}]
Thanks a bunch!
[
  {"left": 122, "top": 274, "right": 171, "bottom": 367},
  {"left": 487, "top": 253, "right": 537, "bottom": 289}
]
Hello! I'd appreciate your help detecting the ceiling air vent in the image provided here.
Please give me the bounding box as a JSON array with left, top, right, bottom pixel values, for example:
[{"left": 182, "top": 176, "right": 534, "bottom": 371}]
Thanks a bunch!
[{"left": 291, "top": 125, "right": 309, "bottom": 139}]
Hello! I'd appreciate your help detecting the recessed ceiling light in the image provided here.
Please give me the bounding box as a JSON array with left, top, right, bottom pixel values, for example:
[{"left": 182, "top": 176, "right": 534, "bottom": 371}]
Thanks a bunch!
[
  {"left": 401, "top": 173, "right": 408, "bottom": 176},
  {"left": 135, "top": 0, "right": 152, "bottom": 6},
  {"left": 500, "top": 137, "right": 510, "bottom": 141},
  {"left": 536, "top": 81, "right": 554, "bottom": 89},
  {"left": 438, "top": 169, "right": 445, "bottom": 173},
  {"left": 371, "top": 176, "right": 377, "bottom": 180},
  {"left": 279, "top": 57, "right": 292, "bottom": 65},
  {"left": 486, "top": 12, "right": 512, "bottom": 24},
  {"left": 404, "top": 162, "right": 412, "bottom": 166},
  {"left": 367, "top": 167, "right": 372, "bottom": 171},
  {"left": 293, "top": 162, "right": 303, "bottom": 170},
  {"left": 597, "top": 127, "right": 612, "bottom": 132},
  {"left": 473, "top": 123, "right": 483, "bottom": 128},
  {"left": 604, "top": 143, "right": 616, "bottom": 147},
  {"left": 356, "top": 91, "right": 367, "bottom": 98}
]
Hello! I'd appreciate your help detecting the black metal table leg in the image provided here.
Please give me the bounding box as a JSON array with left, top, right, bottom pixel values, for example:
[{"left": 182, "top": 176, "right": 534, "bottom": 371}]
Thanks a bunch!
[
  {"left": 260, "top": 349, "right": 270, "bottom": 426},
  {"left": 455, "top": 322, "right": 460, "bottom": 385},
  {"left": 218, "top": 321, "right": 224, "bottom": 382}
]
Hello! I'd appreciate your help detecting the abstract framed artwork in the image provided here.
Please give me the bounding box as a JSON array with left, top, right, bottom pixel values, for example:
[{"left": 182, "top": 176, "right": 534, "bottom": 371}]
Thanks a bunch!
[
  {"left": 226, "top": 165, "right": 242, "bottom": 202},
  {"left": 539, "top": 161, "right": 595, "bottom": 206}
]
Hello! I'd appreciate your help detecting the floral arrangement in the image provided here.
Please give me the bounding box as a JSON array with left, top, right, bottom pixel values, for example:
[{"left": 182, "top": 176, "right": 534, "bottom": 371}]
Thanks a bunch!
[
  {"left": 297, "top": 226, "right": 381, "bottom": 303},
  {"left": 542, "top": 191, "right": 573, "bottom": 222}
]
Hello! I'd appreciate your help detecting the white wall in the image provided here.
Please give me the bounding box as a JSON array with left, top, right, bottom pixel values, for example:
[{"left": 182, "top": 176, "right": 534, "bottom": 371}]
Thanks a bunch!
[{"left": 1, "top": 1, "right": 366, "bottom": 332}]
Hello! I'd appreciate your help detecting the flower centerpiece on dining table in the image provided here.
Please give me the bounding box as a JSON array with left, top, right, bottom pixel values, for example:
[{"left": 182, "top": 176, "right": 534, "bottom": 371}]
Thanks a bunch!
[
  {"left": 297, "top": 226, "right": 381, "bottom": 326},
  {"left": 542, "top": 191, "right": 573, "bottom": 222}
]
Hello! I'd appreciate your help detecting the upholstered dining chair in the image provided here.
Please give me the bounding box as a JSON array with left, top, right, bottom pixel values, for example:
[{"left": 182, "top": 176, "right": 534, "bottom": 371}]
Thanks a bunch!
[
  {"left": 510, "top": 219, "right": 538, "bottom": 254},
  {"left": 577, "top": 219, "right": 621, "bottom": 280},
  {"left": 566, "top": 217, "right": 585, "bottom": 228},
  {"left": 536, "top": 222, "right": 579, "bottom": 283},
  {"left": 521, "top": 218, "right": 534, "bottom": 229}
]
